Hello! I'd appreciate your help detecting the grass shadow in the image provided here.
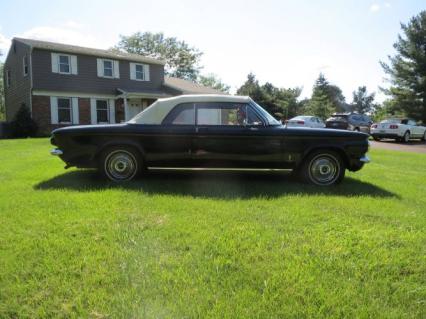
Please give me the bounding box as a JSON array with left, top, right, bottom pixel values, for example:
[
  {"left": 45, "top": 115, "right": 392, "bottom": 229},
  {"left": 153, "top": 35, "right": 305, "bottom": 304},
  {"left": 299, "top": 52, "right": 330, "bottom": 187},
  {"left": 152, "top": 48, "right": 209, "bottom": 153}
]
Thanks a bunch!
[{"left": 34, "top": 169, "right": 398, "bottom": 199}]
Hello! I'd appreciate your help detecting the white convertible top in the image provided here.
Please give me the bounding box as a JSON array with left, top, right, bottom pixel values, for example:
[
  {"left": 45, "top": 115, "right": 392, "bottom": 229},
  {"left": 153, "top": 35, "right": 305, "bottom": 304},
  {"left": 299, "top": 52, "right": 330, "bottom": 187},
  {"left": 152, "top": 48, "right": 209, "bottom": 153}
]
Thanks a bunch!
[{"left": 128, "top": 94, "right": 252, "bottom": 124}]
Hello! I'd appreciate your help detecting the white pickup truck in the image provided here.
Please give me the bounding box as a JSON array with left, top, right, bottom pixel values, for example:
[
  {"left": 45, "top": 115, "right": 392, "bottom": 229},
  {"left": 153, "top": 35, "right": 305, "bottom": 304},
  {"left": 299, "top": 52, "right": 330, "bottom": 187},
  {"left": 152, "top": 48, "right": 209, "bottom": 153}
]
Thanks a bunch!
[{"left": 370, "top": 118, "right": 426, "bottom": 142}]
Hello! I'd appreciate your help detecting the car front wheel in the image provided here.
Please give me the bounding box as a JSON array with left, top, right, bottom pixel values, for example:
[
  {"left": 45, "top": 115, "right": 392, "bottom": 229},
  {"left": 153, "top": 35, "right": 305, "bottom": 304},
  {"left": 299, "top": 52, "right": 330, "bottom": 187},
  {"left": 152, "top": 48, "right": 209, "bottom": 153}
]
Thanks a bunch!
[
  {"left": 300, "top": 151, "right": 345, "bottom": 186},
  {"left": 100, "top": 146, "right": 141, "bottom": 182}
]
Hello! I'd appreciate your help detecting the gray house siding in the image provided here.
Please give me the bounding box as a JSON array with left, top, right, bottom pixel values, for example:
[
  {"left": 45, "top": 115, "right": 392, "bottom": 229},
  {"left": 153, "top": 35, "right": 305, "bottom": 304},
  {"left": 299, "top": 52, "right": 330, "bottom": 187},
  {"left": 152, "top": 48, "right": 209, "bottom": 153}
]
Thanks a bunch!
[
  {"left": 31, "top": 49, "right": 165, "bottom": 95},
  {"left": 4, "top": 40, "right": 32, "bottom": 121}
]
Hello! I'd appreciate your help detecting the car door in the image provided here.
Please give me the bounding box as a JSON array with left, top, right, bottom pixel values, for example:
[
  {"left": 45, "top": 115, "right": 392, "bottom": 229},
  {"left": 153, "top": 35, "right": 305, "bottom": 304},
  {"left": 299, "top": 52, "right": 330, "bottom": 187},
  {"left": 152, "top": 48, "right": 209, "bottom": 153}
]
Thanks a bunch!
[
  {"left": 192, "top": 102, "right": 283, "bottom": 168},
  {"left": 408, "top": 120, "right": 422, "bottom": 137},
  {"left": 144, "top": 103, "right": 195, "bottom": 167}
]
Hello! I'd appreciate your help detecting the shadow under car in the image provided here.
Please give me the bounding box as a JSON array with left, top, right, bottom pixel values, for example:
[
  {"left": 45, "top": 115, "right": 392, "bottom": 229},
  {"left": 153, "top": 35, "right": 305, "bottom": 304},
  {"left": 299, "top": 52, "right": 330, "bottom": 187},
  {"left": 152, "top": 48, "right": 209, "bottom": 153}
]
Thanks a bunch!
[{"left": 34, "top": 169, "right": 397, "bottom": 199}]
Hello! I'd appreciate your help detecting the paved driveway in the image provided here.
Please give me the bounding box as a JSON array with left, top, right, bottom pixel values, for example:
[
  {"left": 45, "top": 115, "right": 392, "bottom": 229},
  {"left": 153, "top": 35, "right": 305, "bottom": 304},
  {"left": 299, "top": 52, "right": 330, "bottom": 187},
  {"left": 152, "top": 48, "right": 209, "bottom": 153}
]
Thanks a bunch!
[{"left": 370, "top": 140, "right": 426, "bottom": 153}]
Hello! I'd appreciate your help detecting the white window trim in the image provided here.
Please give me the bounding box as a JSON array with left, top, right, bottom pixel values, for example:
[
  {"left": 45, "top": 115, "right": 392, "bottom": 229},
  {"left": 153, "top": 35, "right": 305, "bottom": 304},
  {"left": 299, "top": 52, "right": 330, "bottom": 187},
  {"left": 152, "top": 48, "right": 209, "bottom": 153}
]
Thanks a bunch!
[
  {"left": 96, "top": 99, "right": 110, "bottom": 124},
  {"left": 23, "top": 56, "right": 28, "bottom": 77},
  {"left": 50, "top": 96, "right": 79, "bottom": 125},
  {"left": 97, "top": 59, "right": 119, "bottom": 79},
  {"left": 51, "top": 53, "right": 78, "bottom": 75},
  {"left": 57, "top": 97, "right": 73, "bottom": 124},
  {"left": 58, "top": 54, "right": 72, "bottom": 75},
  {"left": 90, "top": 98, "right": 116, "bottom": 124},
  {"left": 130, "top": 62, "right": 150, "bottom": 81},
  {"left": 102, "top": 59, "right": 114, "bottom": 78}
]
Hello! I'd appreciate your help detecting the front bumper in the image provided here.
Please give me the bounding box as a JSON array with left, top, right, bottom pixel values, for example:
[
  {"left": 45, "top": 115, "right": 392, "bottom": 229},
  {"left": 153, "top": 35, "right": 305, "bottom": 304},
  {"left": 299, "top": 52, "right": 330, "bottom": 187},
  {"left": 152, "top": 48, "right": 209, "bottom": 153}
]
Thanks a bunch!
[
  {"left": 50, "top": 148, "right": 63, "bottom": 156},
  {"left": 360, "top": 155, "right": 370, "bottom": 163}
]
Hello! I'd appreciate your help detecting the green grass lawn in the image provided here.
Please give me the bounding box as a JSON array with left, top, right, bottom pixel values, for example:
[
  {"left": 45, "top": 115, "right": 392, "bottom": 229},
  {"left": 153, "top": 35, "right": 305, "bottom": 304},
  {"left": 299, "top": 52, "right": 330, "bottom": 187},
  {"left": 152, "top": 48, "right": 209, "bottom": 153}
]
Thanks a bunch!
[{"left": 0, "top": 138, "right": 425, "bottom": 318}]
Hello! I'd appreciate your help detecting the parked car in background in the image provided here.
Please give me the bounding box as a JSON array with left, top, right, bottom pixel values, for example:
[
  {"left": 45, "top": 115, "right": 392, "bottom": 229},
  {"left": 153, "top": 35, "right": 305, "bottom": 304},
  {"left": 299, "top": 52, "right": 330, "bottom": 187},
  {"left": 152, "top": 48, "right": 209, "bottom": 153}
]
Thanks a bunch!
[
  {"left": 370, "top": 118, "right": 426, "bottom": 142},
  {"left": 286, "top": 116, "right": 325, "bottom": 128},
  {"left": 325, "top": 113, "right": 372, "bottom": 133},
  {"left": 50, "top": 95, "right": 370, "bottom": 186}
]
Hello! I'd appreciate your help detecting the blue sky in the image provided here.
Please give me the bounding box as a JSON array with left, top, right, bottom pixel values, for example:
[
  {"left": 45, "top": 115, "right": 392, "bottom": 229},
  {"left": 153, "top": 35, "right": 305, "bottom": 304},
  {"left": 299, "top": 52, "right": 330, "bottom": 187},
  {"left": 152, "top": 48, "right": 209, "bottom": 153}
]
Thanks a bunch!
[{"left": 0, "top": 0, "right": 425, "bottom": 101}]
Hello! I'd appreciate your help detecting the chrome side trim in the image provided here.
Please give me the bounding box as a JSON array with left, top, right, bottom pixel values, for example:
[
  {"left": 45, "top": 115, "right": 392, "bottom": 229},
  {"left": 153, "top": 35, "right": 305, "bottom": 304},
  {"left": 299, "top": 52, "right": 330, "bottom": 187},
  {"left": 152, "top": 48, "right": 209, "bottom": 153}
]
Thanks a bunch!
[
  {"left": 50, "top": 148, "right": 63, "bottom": 156},
  {"left": 360, "top": 155, "right": 370, "bottom": 163},
  {"left": 148, "top": 167, "right": 293, "bottom": 172}
]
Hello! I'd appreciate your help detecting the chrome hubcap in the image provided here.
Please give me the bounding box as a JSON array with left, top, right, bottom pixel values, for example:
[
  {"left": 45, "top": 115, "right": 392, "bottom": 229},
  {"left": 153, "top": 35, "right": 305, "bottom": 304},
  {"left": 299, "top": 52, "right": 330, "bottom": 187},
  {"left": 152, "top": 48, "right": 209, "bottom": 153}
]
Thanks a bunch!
[
  {"left": 105, "top": 150, "right": 137, "bottom": 181},
  {"left": 309, "top": 155, "right": 339, "bottom": 185}
]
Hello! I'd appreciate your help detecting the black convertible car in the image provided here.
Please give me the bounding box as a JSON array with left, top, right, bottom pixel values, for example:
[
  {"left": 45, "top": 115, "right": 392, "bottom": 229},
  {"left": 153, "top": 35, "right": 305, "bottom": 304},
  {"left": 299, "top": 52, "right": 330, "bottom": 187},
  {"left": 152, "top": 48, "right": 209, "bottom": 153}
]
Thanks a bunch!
[{"left": 51, "top": 95, "right": 370, "bottom": 186}]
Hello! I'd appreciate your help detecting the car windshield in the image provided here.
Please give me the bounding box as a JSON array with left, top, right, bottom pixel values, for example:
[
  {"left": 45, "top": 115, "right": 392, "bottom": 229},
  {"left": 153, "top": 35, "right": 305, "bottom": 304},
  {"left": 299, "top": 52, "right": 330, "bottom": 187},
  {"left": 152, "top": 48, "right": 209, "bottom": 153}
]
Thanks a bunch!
[
  {"left": 381, "top": 119, "right": 403, "bottom": 124},
  {"left": 291, "top": 116, "right": 310, "bottom": 121},
  {"left": 329, "top": 115, "right": 348, "bottom": 121},
  {"left": 250, "top": 101, "right": 281, "bottom": 125}
]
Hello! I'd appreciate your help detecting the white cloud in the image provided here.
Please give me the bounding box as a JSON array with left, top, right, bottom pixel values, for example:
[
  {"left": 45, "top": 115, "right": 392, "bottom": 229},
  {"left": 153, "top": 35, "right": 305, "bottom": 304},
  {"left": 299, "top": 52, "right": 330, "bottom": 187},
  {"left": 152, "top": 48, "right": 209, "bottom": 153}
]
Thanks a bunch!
[
  {"left": 19, "top": 25, "right": 108, "bottom": 49},
  {"left": 384, "top": 2, "right": 391, "bottom": 8},
  {"left": 0, "top": 30, "right": 11, "bottom": 56},
  {"left": 370, "top": 4, "right": 381, "bottom": 13}
]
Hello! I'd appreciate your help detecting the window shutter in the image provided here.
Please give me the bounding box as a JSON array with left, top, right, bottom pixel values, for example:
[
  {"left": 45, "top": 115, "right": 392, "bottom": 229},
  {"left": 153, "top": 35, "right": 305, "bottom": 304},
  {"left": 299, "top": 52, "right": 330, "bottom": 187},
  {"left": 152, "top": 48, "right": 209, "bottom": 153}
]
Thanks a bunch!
[
  {"left": 90, "top": 98, "right": 97, "bottom": 124},
  {"left": 109, "top": 99, "right": 115, "bottom": 123},
  {"left": 113, "top": 61, "right": 120, "bottom": 78},
  {"left": 144, "top": 64, "right": 150, "bottom": 81},
  {"left": 72, "top": 97, "right": 79, "bottom": 124},
  {"left": 51, "top": 53, "right": 59, "bottom": 73},
  {"left": 50, "top": 97, "right": 58, "bottom": 124},
  {"left": 71, "top": 56, "right": 78, "bottom": 75},
  {"left": 97, "top": 59, "right": 103, "bottom": 77},
  {"left": 130, "top": 63, "right": 136, "bottom": 80}
]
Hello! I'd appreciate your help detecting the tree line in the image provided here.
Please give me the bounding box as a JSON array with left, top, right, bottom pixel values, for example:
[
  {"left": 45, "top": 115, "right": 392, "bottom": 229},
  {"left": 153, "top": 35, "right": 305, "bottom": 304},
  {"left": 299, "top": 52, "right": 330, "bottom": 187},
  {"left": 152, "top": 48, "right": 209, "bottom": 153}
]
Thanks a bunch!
[
  {"left": 114, "top": 11, "right": 425, "bottom": 122},
  {"left": 1, "top": 10, "right": 425, "bottom": 123}
]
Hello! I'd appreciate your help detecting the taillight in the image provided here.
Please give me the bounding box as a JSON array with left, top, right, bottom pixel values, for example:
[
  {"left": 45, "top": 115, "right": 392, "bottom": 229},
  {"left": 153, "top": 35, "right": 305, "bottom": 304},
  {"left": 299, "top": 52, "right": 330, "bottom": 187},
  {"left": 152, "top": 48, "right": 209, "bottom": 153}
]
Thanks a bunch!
[
  {"left": 389, "top": 124, "right": 399, "bottom": 129},
  {"left": 297, "top": 121, "right": 305, "bottom": 125},
  {"left": 371, "top": 124, "right": 377, "bottom": 128}
]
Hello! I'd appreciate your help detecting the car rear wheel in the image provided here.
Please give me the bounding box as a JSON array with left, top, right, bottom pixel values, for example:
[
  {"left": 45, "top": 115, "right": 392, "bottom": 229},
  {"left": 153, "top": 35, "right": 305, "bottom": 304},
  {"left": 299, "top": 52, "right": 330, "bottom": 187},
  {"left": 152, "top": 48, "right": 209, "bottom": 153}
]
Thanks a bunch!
[
  {"left": 99, "top": 146, "right": 141, "bottom": 182},
  {"left": 422, "top": 131, "right": 426, "bottom": 142},
  {"left": 373, "top": 136, "right": 381, "bottom": 141},
  {"left": 402, "top": 131, "right": 410, "bottom": 143},
  {"left": 300, "top": 150, "right": 345, "bottom": 186}
]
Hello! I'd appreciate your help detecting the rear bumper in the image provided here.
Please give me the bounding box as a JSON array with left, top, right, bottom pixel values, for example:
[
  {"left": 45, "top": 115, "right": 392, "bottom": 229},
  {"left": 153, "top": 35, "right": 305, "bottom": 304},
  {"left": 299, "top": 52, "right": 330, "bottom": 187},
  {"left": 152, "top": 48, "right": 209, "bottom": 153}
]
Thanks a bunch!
[{"left": 371, "top": 132, "right": 400, "bottom": 139}]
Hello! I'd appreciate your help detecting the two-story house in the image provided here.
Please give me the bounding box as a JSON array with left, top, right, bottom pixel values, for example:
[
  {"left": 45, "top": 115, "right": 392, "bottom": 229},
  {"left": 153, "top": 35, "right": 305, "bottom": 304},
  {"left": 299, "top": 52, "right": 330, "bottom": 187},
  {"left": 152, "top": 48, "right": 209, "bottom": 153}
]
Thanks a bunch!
[{"left": 3, "top": 38, "right": 221, "bottom": 135}]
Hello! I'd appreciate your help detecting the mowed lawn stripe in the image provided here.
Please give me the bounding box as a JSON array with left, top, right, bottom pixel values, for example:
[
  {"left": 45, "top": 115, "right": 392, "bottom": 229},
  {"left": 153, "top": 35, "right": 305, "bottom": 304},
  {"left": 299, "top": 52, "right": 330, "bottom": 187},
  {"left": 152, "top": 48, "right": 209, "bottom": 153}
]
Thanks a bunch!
[{"left": 0, "top": 138, "right": 425, "bottom": 318}]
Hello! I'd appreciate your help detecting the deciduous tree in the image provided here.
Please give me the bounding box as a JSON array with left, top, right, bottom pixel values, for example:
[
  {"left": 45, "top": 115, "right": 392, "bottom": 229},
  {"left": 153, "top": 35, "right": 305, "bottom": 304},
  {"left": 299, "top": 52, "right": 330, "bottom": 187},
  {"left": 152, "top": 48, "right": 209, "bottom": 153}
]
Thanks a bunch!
[
  {"left": 115, "top": 32, "right": 203, "bottom": 81},
  {"left": 198, "top": 73, "right": 230, "bottom": 93}
]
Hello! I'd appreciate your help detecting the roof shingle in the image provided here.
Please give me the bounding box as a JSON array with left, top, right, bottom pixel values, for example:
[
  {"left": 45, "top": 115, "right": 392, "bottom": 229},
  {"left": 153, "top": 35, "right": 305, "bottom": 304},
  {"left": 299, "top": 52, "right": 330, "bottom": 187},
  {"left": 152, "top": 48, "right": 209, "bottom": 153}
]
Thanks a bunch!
[{"left": 14, "top": 37, "right": 165, "bottom": 65}]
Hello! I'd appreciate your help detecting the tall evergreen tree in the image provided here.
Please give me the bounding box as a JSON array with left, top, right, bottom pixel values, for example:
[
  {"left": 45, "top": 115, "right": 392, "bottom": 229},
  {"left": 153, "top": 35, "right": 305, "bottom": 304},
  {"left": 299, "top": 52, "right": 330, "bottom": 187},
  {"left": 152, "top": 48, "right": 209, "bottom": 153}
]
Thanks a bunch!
[
  {"left": 306, "top": 73, "right": 338, "bottom": 119},
  {"left": 380, "top": 11, "right": 426, "bottom": 123},
  {"left": 351, "top": 86, "right": 375, "bottom": 114}
]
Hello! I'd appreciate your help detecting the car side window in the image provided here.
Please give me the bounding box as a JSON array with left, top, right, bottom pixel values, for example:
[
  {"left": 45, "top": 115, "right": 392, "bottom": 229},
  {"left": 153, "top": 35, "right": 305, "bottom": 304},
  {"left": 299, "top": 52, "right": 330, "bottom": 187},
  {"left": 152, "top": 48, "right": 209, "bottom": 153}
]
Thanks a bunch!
[
  {"left": 408, "top": 120, "right": 416, "bottom": 126},
  {"left": 196, "top": 102, "right": 262, "bottom": 126},
  {"left": 163, "top": 103, "right": 195, "bottom": 125}
]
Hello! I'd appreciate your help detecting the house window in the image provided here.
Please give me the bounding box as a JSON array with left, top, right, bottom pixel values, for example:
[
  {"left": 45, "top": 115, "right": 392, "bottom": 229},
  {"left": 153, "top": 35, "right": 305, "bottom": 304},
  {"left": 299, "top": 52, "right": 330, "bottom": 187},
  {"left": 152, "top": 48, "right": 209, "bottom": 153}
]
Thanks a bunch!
[
  {"left": 6, "top": 70, "right": 11, "bottom": 87},
  {"left": 135, "top": 64, "right": 144, "bottom": 80},
  {"left": 59, "top": 55, "right": 70, "bottom": 73},
  {"left": 103, "top": 60, "right": 113, "bottom": 77},
  {"left": 58, "top": 98, "right": 72, "bottom": 123},
  {"left": 96, "top": 100, "right": 109, "bottom": 123},
  {"left": 23, "top": 56, "right": 29, "bottom": 76}
]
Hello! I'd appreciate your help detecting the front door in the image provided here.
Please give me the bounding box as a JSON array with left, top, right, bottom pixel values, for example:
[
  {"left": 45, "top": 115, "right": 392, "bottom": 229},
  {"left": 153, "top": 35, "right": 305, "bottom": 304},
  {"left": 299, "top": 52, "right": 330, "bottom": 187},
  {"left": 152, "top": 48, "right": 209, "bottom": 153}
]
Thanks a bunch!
[
  {"left": 126, "top": 99, "right": 145, "bottom": 121},
  {"left": 192, "top": 102, "right": 283, "bottom": 168}
]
